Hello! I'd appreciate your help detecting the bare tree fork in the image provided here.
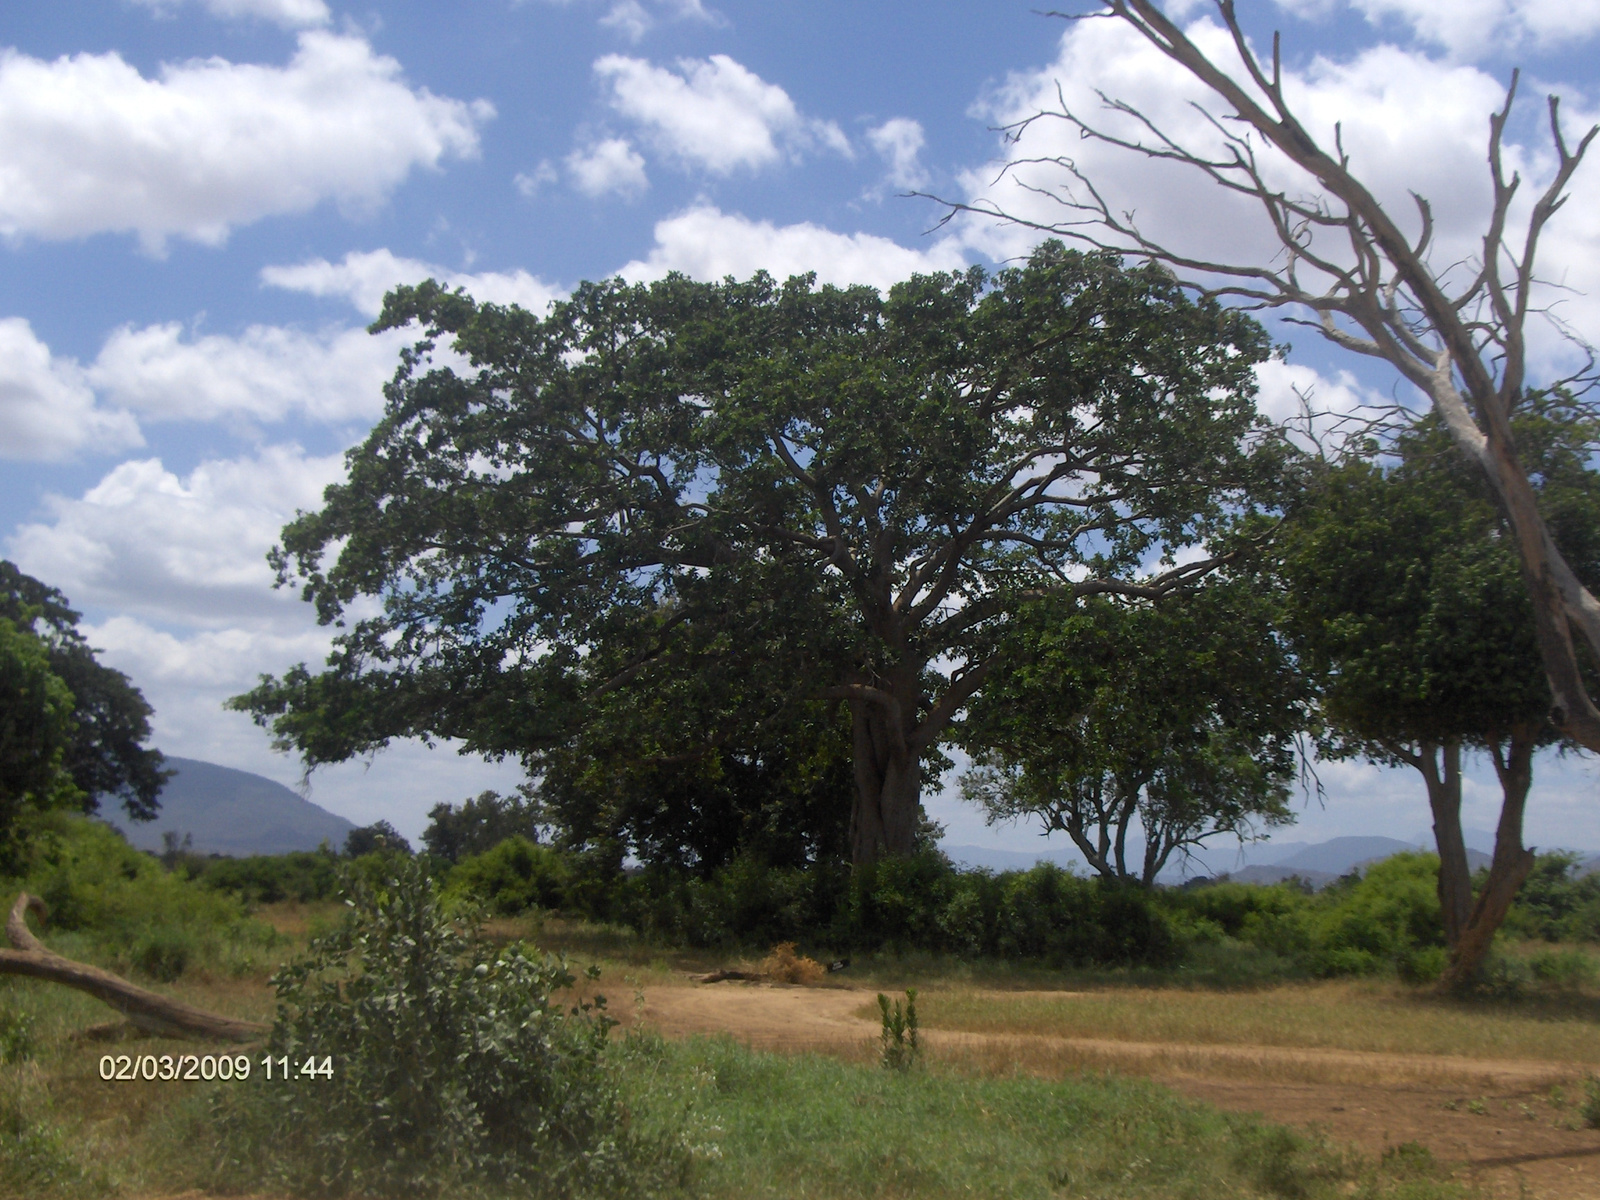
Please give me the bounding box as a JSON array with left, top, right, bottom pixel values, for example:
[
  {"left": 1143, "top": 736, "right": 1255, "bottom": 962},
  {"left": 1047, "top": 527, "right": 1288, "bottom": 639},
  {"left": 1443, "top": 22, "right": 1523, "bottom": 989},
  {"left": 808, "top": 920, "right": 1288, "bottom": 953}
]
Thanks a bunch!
[
  {"left": 926, "top": 0, "right": 1600, "bottom": 752},
  {"left": 0, "top": 892, "right": 267, "bottom": 1042}
]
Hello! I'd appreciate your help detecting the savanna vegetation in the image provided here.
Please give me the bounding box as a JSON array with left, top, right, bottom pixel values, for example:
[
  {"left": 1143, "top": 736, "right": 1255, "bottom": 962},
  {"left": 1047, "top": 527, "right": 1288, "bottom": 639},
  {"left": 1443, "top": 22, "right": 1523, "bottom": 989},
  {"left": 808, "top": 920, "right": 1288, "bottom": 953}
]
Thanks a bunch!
[{"left": 6, "top": 20, "right": 1600, "bottom": 1184}]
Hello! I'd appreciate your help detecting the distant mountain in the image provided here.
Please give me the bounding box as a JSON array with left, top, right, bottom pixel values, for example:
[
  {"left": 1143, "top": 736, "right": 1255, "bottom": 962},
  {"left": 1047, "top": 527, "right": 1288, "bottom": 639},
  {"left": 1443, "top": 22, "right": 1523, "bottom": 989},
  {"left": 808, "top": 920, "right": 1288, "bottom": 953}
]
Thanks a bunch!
[
  {"left": 1269, "top": 836, "right": 1425, "bottom": 876},
  {"left": 106, "top": 757, "right": 357, "bottom": 857},
  {"left": 941, "top": 844, "right": 1082, "bottom": 873},
  {"left": 940, "top": 832, "right": 1500, "bottom": 889}
]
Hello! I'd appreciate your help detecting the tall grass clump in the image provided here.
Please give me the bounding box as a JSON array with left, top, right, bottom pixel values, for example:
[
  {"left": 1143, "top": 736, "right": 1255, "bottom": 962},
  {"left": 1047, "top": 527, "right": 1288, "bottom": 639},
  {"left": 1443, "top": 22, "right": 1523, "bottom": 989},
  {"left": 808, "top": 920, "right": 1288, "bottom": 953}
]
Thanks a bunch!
[{"left": 212, "top": 856, "right": 687, "bottom": 1199}]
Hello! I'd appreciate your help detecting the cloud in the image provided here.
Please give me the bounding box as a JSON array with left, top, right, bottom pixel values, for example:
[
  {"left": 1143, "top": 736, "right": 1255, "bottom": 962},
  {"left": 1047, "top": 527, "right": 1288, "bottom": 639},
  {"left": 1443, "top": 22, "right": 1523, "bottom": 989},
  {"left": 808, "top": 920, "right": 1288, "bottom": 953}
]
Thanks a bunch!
[
  {"left": 262, "top": 248, "right": 564, "bottom": 318},
  {"left": 129, "top": 0, "right": 331, "bottom": 28},
  {"left": 566, "top": 137, "right": 650, "bottom": 197},
  {"left": 514, "top": 161, "right": 559, "bottom": 197},
  {"left": 599, "top": 0, "right": 653, "bottom": 41},
  {"left": 619, "top": 205, "right": 965, "bottom": 291},
  {"left": 961, "top": 16, "right": 1599, "bottom": 385},
  {"left": 87, "top": 321, "right": 403, "bottom": 425},
  {"left": 7, "top": 445, "right": 346, "bottom": 627},
  {"left": 0, "top": 318, "right": 143, "bottom": 461},
  {"left": 594, "top": 54, "right": 850, "bottom": 174},
  {"left": 1276, "top": 0, "right": 1600, "bottom": 58},
  {"left": 867, "top": 117, "right": 929, "bottom": 191},
  {"left": 0, "top": 33, "right": 491, "bottom": 251}
]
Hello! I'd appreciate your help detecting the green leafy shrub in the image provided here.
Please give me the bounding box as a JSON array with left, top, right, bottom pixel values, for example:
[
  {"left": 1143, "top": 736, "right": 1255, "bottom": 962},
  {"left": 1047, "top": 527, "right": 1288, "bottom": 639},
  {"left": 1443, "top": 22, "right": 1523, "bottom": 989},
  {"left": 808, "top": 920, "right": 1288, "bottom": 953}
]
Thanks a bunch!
[
  {"left": 214, "top": 856, "right": 682, "bottom": 1198},
  {"left": 1503, "top": 852, "right": 1600, "bottom": 942},
  {"left": 2, "top": 812, "right": 278, "bottom": 978},
  {"left": 1527, "top": 946, "right": 1598, "bottom": 988},
  {"left": 445, "top": 835, "right": 573, "bottom": 915},
  {"left": 190, "top": 848, "right": 343, "bottom": 904}
]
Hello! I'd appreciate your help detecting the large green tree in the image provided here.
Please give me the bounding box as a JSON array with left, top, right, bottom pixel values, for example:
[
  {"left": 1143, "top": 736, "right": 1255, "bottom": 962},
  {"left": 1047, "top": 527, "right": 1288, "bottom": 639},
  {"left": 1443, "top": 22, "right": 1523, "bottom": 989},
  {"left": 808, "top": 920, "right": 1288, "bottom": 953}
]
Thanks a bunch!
[
  {"left": 234, "top": 244, "right": 1283, "bottom": 865},
  {"left": 0, "top": 562, "right": 168, "bottom": 820},
  {"left": 1279, "top": 401, "right": 1600, "bottom": 986},
  {"left": 960, "top": 581, "right": 1306, "bottom": 885}
]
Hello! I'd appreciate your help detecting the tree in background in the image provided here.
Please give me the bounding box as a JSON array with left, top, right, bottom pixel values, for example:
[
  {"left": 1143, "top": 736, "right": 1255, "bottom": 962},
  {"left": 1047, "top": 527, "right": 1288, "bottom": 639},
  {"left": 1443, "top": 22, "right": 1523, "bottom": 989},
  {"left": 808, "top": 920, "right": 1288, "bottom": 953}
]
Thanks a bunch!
[
  {"left": 933, "top": 1, "right": 1600, "bottom": 757},
  {"left": 0, "top": 562, "right": 168, "bottom": 821},
  {"left": 233, "top": 245, "right": 1284, "bottom": 866},
  {"left": 422, "top": 789, "right": 544, "bottom": 864},
  {"left": 0, "top": 616, "right": 83, "bottom": 860},
  {"left": 960, "top": 580, "right": 1306, "bottom": 885},
  {"left": 1279, "top": 402, "right": 1600, "bottom": 986},
  {"left": 343, "top": 821, "right": 412, "bottom": 857}
]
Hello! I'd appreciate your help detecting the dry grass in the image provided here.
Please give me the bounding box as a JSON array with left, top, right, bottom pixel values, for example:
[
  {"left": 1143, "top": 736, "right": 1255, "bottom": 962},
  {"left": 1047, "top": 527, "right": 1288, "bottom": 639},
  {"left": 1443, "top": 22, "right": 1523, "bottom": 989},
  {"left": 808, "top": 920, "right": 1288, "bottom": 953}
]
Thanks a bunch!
[
  {"left": 759, "top": 942, "right": 827, "bottom": 985},
  {"left": 882, "top": 979, "right": 1600, "bottom": 1076}
]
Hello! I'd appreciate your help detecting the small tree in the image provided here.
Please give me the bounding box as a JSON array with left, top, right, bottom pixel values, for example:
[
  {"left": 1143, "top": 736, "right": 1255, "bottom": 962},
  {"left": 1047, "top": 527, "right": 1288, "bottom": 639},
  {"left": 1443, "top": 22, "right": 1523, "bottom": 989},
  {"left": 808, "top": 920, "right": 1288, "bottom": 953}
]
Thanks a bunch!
[
  {"left": 933, "top": 1, "right": 1600, "bottom": 755},
  {"left": 234, "top": 245, "right": 1284, "bottom": 866},
  {"left": 961, "top": 580, "right": 1305, "bottom": 885},
  {"left": 422, "top": 788, "right": 544, "bottom": 864},
  {"left": 1279, "top": 403, "right": 1600, "bottom": 985}
]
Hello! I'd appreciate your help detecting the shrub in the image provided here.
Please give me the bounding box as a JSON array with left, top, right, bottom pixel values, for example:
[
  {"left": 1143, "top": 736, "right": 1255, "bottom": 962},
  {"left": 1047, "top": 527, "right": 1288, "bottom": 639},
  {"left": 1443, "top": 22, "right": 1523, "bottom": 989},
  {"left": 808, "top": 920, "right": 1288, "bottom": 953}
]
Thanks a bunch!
[
  {"left": 214, "top": 857, "right": 681, "bottom": 1198},
  {"left": 877, "top": 989, "right": 920, "bottom": 1071},
  {"left": 445, "top": 836, "right": 573, "bottom": 915},
  {"left": 760, "top": 942, "right": 825, "bottom": 984},
  {"left": 3, "top": 812, "right": 277, "bottom": 978},
  {"left": 191, "top": 849, "right": 343, "bottom": 904}
]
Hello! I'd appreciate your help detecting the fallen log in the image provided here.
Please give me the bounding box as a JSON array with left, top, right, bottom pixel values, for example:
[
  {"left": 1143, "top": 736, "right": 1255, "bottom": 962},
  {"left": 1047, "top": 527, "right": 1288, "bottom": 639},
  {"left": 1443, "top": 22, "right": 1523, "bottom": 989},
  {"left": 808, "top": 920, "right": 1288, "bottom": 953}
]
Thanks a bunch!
[
  {"left": 1, "top": 892, "right": 268, "bottom": 1043},
  {"left": 689, "top": 969, "right": 764, "bottom": 983}
]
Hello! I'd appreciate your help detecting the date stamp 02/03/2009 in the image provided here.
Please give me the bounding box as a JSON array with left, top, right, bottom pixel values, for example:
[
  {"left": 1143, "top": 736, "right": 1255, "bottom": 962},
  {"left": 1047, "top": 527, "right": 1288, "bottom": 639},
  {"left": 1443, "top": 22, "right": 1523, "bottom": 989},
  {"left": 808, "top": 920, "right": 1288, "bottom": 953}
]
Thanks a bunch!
[{"left": 99, "top": 1054, "right": 335, "bottom": 1082}]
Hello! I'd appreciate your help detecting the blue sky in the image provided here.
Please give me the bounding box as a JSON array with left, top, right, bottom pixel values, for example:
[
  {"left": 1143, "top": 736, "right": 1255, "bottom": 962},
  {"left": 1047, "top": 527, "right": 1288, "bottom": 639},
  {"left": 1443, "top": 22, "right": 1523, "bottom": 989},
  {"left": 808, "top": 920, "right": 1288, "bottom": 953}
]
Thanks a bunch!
[{"left": 4, "top": 0, "right": 1600, "bottom": 858}]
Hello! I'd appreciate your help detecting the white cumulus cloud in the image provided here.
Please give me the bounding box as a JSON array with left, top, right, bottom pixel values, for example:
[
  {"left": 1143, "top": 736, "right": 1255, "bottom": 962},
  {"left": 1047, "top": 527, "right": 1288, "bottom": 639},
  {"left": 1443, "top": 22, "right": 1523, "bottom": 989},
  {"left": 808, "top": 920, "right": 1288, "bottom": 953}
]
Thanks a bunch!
[
  {"left": 0, "top": 318, "right": 143, "bottom": 461},
  {"left": 7, "top": 445, "right": 346, "bottom": 627},
  {"left": 566, "top": 137, "right": 650, "bottom": 197},
  {"left": 0, "top": 33, "right": 491, "bottom": 251},
  {"left": 1276, "top": 0, "right": 1600, "bottom": 58},
  {"left": 867, "top": 117, "right": 929, "bottom": 191},
  {"left": 619, "top": 205, "right": 965, "bottom": 291},
  {"left": 961, "top": 15, "right": 1599, "bottom": 384},
  {"left": 594, "top": 53, "right": 850, "bottom": 174},
  {"left": 87, "top": 321, "right": 403, "bottom": 425},
  {"left": 129, "top": 0, "right": 331, "bottom": 28},
  {"left": 262, "top": 248, "right": 564, "bottom": 318}
]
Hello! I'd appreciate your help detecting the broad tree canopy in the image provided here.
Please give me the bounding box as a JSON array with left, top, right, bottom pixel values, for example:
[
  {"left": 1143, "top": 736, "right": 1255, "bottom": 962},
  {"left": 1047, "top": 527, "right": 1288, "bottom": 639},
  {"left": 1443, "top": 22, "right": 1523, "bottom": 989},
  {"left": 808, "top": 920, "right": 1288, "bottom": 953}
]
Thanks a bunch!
[
  {"left": 235, "top": 244, "right": 1284, "bottom": 865},
  {"left": 961, "top": 580, "right": 1305, "bottom": 885}
]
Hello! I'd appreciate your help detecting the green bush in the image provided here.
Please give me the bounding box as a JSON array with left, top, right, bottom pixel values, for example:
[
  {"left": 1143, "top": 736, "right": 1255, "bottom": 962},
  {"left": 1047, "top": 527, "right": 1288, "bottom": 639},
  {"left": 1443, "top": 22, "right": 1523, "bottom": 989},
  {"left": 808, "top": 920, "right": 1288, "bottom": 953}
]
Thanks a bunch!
[
  {"left": 189, "top": 849, "right": 344, "bottom": 904},
  {"left": 445, "top": 835, "right": 574, "bottom": 915},
  {"left": 1, "top": 813, "right": 278, "bottom": 979},
  {"left": 214, "top": 856, "right": 682, "bottom": 1198}
]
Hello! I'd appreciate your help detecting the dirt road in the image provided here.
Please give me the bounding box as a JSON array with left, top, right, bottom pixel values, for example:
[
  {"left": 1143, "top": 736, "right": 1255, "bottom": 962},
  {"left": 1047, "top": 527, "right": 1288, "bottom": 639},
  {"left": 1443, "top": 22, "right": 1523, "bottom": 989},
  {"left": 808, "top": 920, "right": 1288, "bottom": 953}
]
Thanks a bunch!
[{"left": 637, "top": 979, "right": 1600, "bottom": 1200}]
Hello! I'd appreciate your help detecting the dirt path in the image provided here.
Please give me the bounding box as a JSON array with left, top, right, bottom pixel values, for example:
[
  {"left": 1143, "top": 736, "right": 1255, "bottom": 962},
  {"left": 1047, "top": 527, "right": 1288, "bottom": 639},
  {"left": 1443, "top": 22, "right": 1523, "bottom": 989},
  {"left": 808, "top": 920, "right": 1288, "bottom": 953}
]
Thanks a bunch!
[{"left": 637, "top": 980, "right": 1600, "bottom": 1200}]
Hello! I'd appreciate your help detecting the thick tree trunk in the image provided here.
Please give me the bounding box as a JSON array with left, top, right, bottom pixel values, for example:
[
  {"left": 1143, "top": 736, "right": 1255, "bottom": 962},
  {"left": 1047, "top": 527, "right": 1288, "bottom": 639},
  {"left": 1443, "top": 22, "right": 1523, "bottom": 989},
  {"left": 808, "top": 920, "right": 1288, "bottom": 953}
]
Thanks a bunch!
[
  {"left": 1416, "top": 741, "right": 1472, "bottom": 948},
  {"left": 848, "top": 700, "right": 923, "bottom": 866},
  {"left": 1438, "top": 727, "right": 1538, "bottom": 991},
  {"left": 0, "top": 893, "right": 267, "bottom": 1042}
]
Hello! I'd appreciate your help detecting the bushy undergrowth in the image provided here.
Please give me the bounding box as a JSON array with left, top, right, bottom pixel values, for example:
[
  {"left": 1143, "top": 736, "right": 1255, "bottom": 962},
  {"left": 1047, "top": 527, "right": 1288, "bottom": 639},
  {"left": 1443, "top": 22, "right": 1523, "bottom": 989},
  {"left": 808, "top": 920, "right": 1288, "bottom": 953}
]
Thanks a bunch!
[
  {"left": 212, "top": 857, "right": 689, "bottom": 1199},
  {"left": 0, "top": 813, "right": 277, "bottom": 980},
  {"left": 441, "top": 842, "right": 1484, "bottom": 978}
]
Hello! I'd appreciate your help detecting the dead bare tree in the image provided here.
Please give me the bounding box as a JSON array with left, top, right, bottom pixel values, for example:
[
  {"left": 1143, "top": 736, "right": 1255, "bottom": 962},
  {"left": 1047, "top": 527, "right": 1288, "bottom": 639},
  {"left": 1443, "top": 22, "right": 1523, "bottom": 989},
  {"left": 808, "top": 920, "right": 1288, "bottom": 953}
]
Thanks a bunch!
[{"left": 927, "top": 1, "right": 1599, "bottom": 988}]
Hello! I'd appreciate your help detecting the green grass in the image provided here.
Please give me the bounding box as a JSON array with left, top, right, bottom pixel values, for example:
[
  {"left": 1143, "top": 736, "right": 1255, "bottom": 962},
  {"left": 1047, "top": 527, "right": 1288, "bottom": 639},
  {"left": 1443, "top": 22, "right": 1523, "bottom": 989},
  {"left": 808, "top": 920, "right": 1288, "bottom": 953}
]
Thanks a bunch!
[{"left": 616, "top": 1033, "right": 1471, "bottom": 1200}]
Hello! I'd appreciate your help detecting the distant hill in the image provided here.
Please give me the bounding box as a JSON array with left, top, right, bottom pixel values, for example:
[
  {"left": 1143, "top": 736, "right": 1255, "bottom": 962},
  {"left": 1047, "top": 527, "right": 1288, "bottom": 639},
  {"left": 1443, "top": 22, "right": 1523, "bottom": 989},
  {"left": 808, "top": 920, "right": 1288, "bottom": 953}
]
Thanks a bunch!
[
  {"left": 941, "top": 833, "right": 1501, "bottom": 889},
  {"left": 106, "top": 757, "right": 357, "bottom": 857}
]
